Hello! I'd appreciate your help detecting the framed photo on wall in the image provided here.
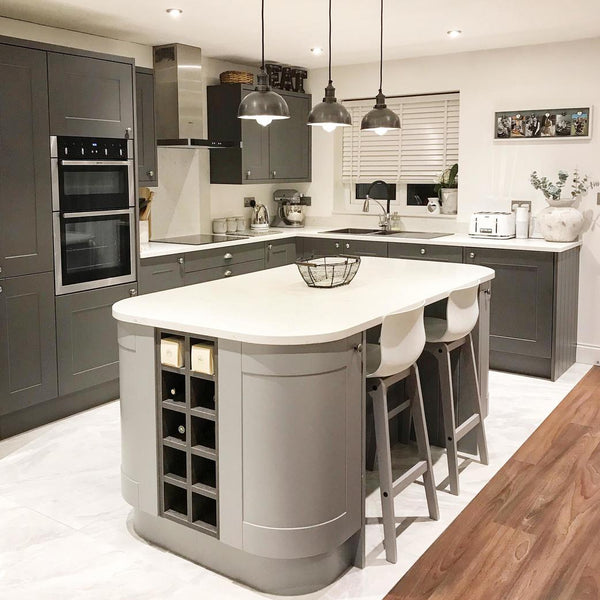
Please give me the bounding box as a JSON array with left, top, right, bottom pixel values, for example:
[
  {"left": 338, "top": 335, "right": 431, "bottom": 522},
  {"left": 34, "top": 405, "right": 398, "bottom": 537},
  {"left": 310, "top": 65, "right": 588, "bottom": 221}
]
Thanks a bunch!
[{"left": 494, "top": 107, "right": 591, "bottom": 140}]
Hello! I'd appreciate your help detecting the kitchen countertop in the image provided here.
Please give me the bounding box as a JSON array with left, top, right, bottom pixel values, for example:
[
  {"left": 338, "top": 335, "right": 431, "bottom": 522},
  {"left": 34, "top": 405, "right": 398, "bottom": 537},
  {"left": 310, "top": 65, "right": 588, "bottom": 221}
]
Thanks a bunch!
[
  {"left": 114, "top": 256, "right": 494, "bottom": 345},
  {"left": 140, "top": 227, "right": 581, "bottom": 259}
]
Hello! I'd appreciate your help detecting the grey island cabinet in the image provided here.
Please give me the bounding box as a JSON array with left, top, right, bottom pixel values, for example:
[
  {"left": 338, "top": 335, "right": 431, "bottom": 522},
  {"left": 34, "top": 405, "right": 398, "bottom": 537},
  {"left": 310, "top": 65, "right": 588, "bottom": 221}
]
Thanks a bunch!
[{"left": 113, "top": 257, "right": 494, "bottom": 594}]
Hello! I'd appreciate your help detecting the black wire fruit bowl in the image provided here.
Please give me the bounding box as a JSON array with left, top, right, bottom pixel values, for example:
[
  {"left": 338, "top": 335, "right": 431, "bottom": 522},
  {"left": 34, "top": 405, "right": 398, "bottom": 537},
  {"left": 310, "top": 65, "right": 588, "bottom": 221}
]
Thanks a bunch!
[{"left": 295, "top": 255, "right": 361, "bottom": 288}]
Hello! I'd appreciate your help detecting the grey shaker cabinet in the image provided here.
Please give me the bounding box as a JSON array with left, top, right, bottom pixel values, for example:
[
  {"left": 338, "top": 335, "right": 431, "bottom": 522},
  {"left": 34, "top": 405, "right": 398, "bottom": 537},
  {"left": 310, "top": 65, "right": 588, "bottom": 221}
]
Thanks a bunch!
[
  {"left": 48, "top": 53, "right": 134, "bottom": 138},
  {"left": 139, "top": 255, "right": 185, "bottom": 294},
  {"left": 207, "top": 84, "right": 311, "bottom": 184},
  {"left": 0, "top": 44, "right": 53, "bottom": 278},
  {"left": 136, "top": 68, "right": 158, "bottom": 187},
  {"left": 388, "top": 242, "right": 463, "bottom": 263},
  {"left": 264, "top": 239, "right": 298, "bottom": 268},
  {"left": 56, "top": 283, "right": 138, "bottom": 396},
  {"left": 0, "top": 272, "right": 58, "bottom": 416},
  {"left": 301, "top": 237, "right": 387, "bottom": 258}
]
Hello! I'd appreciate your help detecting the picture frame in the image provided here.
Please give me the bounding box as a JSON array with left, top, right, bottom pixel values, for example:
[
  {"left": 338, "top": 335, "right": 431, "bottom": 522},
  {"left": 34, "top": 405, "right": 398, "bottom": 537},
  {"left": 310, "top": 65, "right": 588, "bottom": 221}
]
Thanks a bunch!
[{"left": 494, "top": 107, "right": 591, "bottom": 140}]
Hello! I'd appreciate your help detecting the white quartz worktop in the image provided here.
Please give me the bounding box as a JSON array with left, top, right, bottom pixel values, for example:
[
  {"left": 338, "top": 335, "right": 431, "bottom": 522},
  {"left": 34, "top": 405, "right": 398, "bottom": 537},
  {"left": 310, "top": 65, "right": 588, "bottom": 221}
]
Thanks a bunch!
[
  {"left": 114, "top": 257, "right": 494, "bottom": 345},
  {"left": 140, "top": 227, "right": 580, "bottom": 259}
]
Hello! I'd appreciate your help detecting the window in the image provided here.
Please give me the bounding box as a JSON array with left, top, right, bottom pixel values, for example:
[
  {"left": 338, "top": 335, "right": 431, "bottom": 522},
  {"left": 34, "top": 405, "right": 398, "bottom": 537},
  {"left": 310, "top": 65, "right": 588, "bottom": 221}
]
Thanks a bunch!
[{"left": 341, "top": 92, "right": 459, "bottom": 185}]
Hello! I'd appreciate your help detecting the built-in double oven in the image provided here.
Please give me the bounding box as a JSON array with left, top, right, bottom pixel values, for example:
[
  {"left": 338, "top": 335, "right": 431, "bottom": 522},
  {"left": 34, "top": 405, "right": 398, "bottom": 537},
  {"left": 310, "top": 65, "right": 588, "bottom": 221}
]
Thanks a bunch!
[{"left": 51, "top": 136, "right": 136, "bottom": 294}]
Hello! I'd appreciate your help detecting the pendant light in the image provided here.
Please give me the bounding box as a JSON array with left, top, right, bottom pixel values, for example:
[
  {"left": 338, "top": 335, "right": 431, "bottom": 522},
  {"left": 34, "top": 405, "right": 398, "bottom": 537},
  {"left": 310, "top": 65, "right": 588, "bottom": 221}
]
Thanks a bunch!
[
  {"left": 307, "top": 0, "right": 351, "bottom": 132},
  {"left": 238, "top": 0, "right": 290, "bottom": 127},
  {"left": 360, "top": 0, "right": 400, "bottom": 136}
]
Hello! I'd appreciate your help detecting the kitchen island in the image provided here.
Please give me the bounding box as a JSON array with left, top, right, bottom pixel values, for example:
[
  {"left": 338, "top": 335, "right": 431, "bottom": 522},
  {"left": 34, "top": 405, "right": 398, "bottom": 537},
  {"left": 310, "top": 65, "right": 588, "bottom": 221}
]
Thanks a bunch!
[{"left": 113, "top": 257, "right": 494, "bottom": 594}]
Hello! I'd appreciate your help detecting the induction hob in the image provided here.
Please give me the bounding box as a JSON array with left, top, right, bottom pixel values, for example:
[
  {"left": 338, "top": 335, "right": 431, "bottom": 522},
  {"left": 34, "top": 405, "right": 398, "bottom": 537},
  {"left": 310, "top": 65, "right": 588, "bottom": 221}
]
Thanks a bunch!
[{"left": 152, "top": 233, "right": 249, "bottom": 245}]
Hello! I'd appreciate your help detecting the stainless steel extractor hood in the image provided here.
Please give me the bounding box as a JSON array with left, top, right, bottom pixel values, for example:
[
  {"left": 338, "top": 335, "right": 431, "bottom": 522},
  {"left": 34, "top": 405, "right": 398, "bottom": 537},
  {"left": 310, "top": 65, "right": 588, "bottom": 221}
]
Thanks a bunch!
[{"left": 153, "top": 43, "right": 235, "bottom": 149}]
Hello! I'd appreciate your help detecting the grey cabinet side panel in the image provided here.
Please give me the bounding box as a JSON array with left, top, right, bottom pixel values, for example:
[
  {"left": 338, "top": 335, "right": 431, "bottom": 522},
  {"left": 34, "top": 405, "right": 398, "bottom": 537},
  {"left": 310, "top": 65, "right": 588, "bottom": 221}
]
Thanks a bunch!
[
  {"left": 240, "top": 337, "right": 362, "bottom": 559},
  {"left": 0, "top": 272, "right": 58, "bottom": 416},
  {"left": 0, "top": 44, "right": 53, "bottom": 277},
  {"left": 118, "top": 322, "right": 158, "bottom": 515},
  {"left": 552, "top": 247, "right": 580, "bottom": 380},
  {"left": 217, "top": 339, "right": 243, "bottom": 548},
  {"left": 48, "top": 53, "right": 134, "bottom": 138},
  {"left": 56, "top": 283, "right": 135, "bottom": 395}
]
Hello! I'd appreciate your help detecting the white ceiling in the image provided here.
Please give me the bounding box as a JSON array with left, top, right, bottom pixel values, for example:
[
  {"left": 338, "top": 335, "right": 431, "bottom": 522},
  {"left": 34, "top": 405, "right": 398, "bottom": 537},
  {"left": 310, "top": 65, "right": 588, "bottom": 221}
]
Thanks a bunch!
[{"left": 2, "top": 0, "right": 600, "bottom": 68}]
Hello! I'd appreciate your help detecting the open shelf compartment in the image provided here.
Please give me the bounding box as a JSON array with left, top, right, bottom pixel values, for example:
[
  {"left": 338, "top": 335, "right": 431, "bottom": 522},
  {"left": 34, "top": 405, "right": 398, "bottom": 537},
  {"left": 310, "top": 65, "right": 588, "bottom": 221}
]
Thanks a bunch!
[
  {"left": 192, "top": 492, "right": 218, "bottom": 530},
  {"left": 163, "top": 482, "right": 188, "bottom": 519}
]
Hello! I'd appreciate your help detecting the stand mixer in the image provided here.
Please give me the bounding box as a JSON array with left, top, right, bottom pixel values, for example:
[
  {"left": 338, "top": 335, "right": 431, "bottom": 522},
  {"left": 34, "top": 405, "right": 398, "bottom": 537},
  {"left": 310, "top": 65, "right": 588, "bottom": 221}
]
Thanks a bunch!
[{"left": 271, "top": 189, "right": 311, "bottom": 228}]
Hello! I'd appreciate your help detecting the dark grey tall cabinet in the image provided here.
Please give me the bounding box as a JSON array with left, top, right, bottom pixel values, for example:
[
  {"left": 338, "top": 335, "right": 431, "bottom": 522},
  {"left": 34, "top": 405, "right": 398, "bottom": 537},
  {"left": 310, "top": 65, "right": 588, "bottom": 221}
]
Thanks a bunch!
[
  {"left": 136, "top": 67, "right": 158, "bottom": 187},
  {"left": 0, "top": 44, "right": 58, "bottom": 419}
]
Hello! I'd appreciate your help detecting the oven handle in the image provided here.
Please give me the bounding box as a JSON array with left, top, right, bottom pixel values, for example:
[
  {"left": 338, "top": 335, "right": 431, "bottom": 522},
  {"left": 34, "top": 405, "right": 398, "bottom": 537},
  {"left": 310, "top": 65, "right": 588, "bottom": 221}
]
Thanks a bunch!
[
  {"left": 62, "top": 209, "right": 133, "bottom": 219},
  {"left": 60, "top": 160, "right": 133, "bottom": 166}
]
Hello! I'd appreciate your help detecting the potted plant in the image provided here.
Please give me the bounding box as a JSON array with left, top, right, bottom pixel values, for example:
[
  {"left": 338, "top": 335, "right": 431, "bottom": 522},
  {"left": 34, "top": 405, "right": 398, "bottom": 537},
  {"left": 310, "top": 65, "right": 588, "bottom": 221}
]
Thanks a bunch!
[
  {"left": 434, "top": 163, "right": 458, "bottom": 215},
  {"left": 530, "top": 169, "right": 597, "bottom": 241}
]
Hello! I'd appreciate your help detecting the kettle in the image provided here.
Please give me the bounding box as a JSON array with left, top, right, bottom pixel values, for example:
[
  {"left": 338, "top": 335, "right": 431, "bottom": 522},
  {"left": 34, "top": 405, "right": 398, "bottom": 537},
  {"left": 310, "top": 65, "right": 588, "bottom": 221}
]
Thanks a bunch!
[{"left": 251, "top": 203, "right": 270, "bottom": 230}]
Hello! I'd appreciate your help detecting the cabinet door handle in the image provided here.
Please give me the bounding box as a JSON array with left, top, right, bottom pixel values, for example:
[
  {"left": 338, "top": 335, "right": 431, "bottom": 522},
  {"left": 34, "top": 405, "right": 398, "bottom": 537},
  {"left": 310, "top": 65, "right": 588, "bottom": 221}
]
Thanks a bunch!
[
  {"left": 224, "top": 270, "right": 232, "bottom": 277},
  {"left": 0, "top": 285, "right": 2, "bottom": 293},
  {"left": 345, "top": 243, "right": 350, "bottom": 249},
  {"left": 420, "top": 248, "right": 426, "bottom": 255},
  {"left": 271, "top": 170, "right": 277, "bottom": 178},
  {"left": 223, "top": 252, "right": 233, "bottom": 260},
  {"left": 469, "top": 251, "right": 476, "bottom": 259},
  {"left": 0, "top": 265, "right": 2, "bottom": 274},
  {"left": 335, "top": 242, "right": 340, "bottom": 249},
  {"left": 125, "top": 127, "right": 132, "bottom": 138},
  {"left": 147, "top": 170, "right": 154, "bottom": 178},
  {"left": 246, "top": 170, "right": 251, "bottom": 179},
  {"left": 129, "top": 288, "right": 137, "bottom": 297},
  {"left": 177, "top": 257, "right": 184, "bottom": 265}
]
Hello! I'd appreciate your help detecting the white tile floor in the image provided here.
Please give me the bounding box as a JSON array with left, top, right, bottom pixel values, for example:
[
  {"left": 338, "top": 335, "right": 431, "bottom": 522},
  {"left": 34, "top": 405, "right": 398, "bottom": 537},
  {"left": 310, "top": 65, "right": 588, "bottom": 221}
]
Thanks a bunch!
[{"left": 0, "top": 363, "right": 591, "bottom": 600}]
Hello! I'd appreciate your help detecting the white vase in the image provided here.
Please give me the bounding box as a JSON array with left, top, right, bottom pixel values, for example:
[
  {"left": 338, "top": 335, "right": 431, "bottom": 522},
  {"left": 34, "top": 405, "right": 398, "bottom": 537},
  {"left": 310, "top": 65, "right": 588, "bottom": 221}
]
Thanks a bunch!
[
  {"left": 537, "top": 205, "right": 584, "bottom": 242},
  {"left": 440, "top": 188, "right": 458, "bottom": 215}
]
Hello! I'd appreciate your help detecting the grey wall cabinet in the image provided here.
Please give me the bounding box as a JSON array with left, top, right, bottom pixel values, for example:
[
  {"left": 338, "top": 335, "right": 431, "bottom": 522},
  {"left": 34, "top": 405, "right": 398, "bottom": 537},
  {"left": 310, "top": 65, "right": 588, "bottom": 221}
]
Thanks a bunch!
[
  {"left": 56, "top": 283, "right": 137, "bottom": 396},
  {"left": 464, "top": 247, "right": 578, "bottom": 380},
  {"left": 139, "top": 255, "right": 185, "bottom": 294},
  {"left": 265, "top": 239, "right": 298, "bottom": 268},
  {"left": 301, "top": 237, "right": 387, "bottom": 258},
  {"left": 0, "top": 272, "right": 58, "bottom": 416},
  {"left": 388, "top": 243, "right": 463, "bottom": 263},
  {"left": 48, "top": 53, "right": 134, "bottom": 138},
  {"left": 0, "top": 44, "right": 53, "bottom": 278},
  {"left": 136, "top": 68, "right": 158, "bottom": 187},
  {"left": 207, "top": 84, "right": 311, "bottom": 184}
]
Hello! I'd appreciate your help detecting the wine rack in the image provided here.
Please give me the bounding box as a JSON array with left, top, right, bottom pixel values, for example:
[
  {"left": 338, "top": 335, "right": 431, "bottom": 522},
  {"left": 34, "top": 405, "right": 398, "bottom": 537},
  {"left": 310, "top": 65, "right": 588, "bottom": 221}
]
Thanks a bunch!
[{"left": 156, "top": 330, "right": 219, "bottom": 537}]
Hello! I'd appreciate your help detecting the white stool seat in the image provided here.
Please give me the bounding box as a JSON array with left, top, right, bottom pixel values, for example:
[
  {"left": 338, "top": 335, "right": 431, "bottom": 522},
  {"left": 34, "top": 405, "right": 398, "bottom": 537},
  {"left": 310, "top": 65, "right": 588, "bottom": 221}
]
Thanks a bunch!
[
  {"left": 366, "top": 343, "right": 381, "bottom": 376},
  {"left": 423, "top": 317, "right": 449, "bottom": 343}
]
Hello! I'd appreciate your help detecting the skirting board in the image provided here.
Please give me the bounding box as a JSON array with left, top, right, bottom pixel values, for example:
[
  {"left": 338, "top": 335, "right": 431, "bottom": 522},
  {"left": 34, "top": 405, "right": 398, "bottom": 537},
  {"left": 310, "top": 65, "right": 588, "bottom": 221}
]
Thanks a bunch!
[{"left": 576, "top": 343, "right": 600, "bottom": 366}]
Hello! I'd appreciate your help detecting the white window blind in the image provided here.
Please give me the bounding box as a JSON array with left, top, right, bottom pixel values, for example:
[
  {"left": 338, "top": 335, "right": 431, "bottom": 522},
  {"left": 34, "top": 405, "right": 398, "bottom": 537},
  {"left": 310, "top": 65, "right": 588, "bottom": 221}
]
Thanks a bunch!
[{"left": 341, "top": 93, "right": 459, "bottom": 183}]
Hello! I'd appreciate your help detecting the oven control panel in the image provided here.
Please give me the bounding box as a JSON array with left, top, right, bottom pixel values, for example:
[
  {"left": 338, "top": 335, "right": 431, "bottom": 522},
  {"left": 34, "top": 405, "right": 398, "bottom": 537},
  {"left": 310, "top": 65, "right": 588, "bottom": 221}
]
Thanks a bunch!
[{"left": 56, "top": 136, "right": 129, "bottom": 160}]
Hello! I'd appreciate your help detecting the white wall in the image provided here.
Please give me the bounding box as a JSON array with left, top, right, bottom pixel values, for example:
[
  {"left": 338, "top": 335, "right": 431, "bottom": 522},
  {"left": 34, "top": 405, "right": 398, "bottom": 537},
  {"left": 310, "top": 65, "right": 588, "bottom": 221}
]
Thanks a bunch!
[{"left": 306, "top": 38, "right": 600, "bottom": 362}]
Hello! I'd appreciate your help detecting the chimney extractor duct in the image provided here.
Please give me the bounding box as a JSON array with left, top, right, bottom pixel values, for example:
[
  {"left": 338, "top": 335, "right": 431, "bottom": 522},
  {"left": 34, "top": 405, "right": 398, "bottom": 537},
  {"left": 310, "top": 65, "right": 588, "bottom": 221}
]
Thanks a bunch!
[{"left": 153, "top": 43, "right": 235, "bottom": 148}]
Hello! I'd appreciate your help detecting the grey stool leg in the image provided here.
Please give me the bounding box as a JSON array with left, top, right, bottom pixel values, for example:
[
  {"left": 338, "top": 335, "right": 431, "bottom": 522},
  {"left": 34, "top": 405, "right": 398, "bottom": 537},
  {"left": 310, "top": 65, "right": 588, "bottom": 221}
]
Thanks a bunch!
[
  {"left": 466, "top": 333, "right": 489, "bottom": 466},
  {"left": 370, "top": 379, "right": 397, "bottom": 563},
  {"left": 407, "top": 365, "right": 439, "bottom": 520},
  {"left": 434, "top": 343, "right": 460, "bottom": 495}
]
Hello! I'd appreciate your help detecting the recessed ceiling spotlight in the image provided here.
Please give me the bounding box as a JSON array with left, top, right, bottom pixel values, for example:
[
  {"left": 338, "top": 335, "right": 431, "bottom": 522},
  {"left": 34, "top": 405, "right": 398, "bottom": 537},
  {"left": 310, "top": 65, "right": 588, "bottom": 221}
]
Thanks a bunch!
[
  {"left": 447, "top": 30, "right": 462, "bottom": 38},
  {"left": 310, "top": 47, "right": 324, "bottom": 56},
  {"left": 166, "top": 8, "right": 183, "bottom": 17}
]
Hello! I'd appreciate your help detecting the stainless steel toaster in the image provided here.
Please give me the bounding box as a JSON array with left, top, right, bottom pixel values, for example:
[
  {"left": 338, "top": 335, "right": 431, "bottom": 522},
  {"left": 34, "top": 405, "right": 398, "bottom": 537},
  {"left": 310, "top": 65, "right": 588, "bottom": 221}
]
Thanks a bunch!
[{"left": 469, "top": 211, "right": 516, "bottom": 239}]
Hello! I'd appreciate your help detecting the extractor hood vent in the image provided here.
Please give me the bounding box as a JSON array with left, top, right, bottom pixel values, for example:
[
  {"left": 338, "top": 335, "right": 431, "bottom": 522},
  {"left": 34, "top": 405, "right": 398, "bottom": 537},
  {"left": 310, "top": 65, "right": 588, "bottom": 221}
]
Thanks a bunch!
[{"left": 153, "top": 43, "right": 235, "bottom": 149}]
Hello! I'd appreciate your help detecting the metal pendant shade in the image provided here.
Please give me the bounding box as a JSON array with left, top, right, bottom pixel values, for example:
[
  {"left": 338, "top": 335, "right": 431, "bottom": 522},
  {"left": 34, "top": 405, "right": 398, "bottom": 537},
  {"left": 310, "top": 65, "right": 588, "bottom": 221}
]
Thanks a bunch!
[
  {"left": 238, "top": 0, "right": 290, "bottom": 127},
  {"left": 360, "top": 0, "right": 400, "bottom": 135},
  {"left": 307, "top": 0, "right": 351, "bottom": 132}
]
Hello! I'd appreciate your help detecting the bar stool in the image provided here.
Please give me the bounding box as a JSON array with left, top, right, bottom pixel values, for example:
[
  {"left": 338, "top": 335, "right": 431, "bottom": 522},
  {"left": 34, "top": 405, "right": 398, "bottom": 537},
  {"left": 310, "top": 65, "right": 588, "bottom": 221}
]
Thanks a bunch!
[
  {"left": 366, "top": 302, "right": 439, "bottom": 564},
  {"left": 424, "top": 283, "right": 489, "bottom": 496}
]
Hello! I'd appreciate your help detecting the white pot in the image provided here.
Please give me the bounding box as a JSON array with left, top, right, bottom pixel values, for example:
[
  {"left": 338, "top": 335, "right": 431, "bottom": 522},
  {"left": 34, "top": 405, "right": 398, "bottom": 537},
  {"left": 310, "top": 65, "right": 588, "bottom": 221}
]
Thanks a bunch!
[
  {"left": 440, "top": 188, "right": 458, "bottom": 215},
  {"left": 537, "top": 205, "right": 584, "bottom": 242}
]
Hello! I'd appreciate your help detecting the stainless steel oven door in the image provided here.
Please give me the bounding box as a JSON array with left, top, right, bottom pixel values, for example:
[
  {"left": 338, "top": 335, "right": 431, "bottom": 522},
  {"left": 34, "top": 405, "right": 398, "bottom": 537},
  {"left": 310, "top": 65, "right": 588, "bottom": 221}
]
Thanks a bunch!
[
  {"left": 53, "top": 208, "right": 136, "bottom": 295},
  {"left": 51, "top": 159, "right": 134, "bottom": 212}
]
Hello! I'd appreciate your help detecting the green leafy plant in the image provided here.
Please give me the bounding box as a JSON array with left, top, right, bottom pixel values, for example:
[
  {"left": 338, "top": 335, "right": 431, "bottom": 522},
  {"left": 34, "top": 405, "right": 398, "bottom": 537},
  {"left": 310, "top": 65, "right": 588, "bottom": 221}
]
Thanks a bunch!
[
  {"left": 530, "top": 169, "right": 597, "bottom": 201},
  {"left": 434, "top": 163, "right": 458, "bottom": 199}
]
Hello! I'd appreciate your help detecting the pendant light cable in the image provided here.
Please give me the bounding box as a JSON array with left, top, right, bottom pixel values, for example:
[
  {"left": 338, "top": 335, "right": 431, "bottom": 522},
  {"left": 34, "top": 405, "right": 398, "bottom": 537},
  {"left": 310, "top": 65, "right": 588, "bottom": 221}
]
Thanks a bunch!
[
  {"left": 378, "top": 0, "right": 383, "bottom": 93},
  {"left": 328, "top": 0, "right": 332, "bottom": 85},
  {"left": 261, "top": 0, "right": 265, "bottom": 70}
]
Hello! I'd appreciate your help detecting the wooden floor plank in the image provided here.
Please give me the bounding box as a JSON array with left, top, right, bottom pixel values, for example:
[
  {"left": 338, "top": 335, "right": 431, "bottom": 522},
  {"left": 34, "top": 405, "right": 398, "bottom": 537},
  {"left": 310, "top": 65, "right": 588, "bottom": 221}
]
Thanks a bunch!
[{"left": 385, "top": 367, "right": 600, "bottom": 600}]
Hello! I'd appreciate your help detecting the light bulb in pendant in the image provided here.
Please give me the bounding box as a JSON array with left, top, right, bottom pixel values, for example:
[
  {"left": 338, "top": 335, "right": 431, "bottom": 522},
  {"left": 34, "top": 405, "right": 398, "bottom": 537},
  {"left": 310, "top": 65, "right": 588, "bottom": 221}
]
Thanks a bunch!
[
  {"left": 256, "top": 115, "right": 274, "bottom": 127},
  {"left": 374, "top": 128, "right": 388, "bottom": 136},
  {"left": 322, "top": 123, "right": 338, "bottom": 133}
]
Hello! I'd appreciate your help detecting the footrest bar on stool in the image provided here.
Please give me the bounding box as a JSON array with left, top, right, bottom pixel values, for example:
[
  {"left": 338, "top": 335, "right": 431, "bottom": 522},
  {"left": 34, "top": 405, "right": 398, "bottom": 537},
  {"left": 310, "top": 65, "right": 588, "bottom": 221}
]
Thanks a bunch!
[
  {"left": 455, "top": 414, "right": 481, "bottom": 442},
  {"left": 392, "top": 460, "right": 428, "bottom": 497},
  {"left": 387, "top": 399, "right": 411, "bottom": 421}
]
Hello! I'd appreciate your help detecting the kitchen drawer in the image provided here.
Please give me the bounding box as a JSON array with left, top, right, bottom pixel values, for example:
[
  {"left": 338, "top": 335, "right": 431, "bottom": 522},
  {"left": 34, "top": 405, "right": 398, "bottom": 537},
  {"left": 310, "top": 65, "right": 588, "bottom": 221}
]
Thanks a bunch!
[
  {"left": 302, "top": 237, "right": 387, "bottom": 258},
  {"left": 184, "top": 243, "right": 264, "bottom": 273},
  {"left": 388, "top": 243, "right": 462, "bottom": 262},
  {"left": 265, "top": 239, "right": 297, "bottom": 268},
  {"left": 139, "top": 255, "right": 184, "bottom": 294},
  {"left": 183, "top": 259, "right": 264, "bottom": 285}
]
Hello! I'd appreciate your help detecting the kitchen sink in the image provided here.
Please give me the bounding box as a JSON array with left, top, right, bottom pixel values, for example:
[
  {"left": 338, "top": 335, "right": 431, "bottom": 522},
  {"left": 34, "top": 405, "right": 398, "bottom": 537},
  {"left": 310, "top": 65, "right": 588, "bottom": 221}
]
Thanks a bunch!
[{"left": 321, "top": 228, "right": 451, "bottom": 239}]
